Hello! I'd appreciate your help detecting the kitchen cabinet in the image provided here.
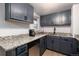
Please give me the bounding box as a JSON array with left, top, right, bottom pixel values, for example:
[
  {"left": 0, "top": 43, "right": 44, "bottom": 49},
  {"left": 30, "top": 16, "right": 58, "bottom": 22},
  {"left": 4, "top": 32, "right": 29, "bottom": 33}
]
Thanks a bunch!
[
  {"left": 5, "top": 3, "right": 34, "bottom": 23},
  {"left": 40, "top": 10, "right": 71, "bottom": 26},
  {"left": 46, "top": 36, "right": 54, "bottom": 50},
  {"left": 59, "top": 39, "right": 72, "bottom": 55},
  {"left": 40, "top": 15, "right": 53, "bottom": 26},
  {"left": 49, "top": 13, "right": 57, "bottom": 26},
  {"left": 6, "top": 44, "right": 28, "bottom": 56},
  {"left": 5, "top": 3, "right": 11, "bottom": 20},
  {"left": 40, "top": 16, "right": 47, "bottom": 26},
  {"left": 46, "top": 15, "right": 53, "bottom": 26},
  {"left": 53, "top": 37, "right": 60, "bottom": 51},
  {"left": 60, "top": 37, "right": 78, "bottom": 55},
  {"left": 40, "top": 36, "right": 47, "bottom": 56},
  {"left": 46, "top": 36, "right": 78, "bottom": 55},
  {"left": 46, "top": 36, "right": 61, "bottom": 51},
  {"left": 60, "top": 10, "right": 71, "bottom": 25},
  {"left": 26, "top": 4, "right": 34, "bottom": 22},
  {"left": 10, "top": 3, "right": 25, "bottom": 20}
]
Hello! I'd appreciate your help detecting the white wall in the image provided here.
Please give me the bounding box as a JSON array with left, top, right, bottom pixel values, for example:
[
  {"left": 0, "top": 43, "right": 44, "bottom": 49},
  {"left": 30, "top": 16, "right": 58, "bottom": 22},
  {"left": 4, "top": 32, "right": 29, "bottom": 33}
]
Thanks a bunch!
[
  {"left": 0, "top": 3, "right": 29, "bottom": 36},
  {"left": 72, "top": 4, "right": 79, "bottom": 36},
  {"left": 34, "top": 12, "right": 40, "bottom": 30},
  {"left": 0, "top": 29, "right": 29, "bottom": 37},
  {"left": 0, "top": 3, "right": 77, "bottom": 36},
  {"left": 41, "top": 26, "right": 71, "bottom": 33}
]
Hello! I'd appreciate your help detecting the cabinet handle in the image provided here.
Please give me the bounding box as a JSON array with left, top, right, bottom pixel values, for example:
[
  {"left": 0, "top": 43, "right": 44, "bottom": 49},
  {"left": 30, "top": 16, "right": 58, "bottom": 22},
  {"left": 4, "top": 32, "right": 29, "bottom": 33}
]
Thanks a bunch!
[{"left": 24, "top": 16, "right": 27, "bottom": 20}]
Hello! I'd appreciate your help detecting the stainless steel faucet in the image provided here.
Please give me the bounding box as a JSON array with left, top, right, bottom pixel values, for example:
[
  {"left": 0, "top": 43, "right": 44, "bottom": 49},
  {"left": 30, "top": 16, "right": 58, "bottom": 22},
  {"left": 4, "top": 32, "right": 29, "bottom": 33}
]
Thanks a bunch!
[{"left": 53, "top": 26, "right": 56, "bottom": 34}]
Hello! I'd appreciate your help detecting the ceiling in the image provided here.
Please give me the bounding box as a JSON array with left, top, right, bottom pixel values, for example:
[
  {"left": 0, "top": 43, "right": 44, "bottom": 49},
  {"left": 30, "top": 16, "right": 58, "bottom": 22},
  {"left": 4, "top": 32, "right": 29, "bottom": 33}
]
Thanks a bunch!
[{"left": 30, "top": 3, "right": 73, "bottom": 16}]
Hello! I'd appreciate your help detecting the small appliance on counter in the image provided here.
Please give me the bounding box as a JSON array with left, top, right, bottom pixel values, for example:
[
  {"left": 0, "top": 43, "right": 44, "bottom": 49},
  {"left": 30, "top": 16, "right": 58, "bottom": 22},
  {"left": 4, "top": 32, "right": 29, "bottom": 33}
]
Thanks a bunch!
[
  {"left": 29, "top": 19, "right": 38, "bottom": 36},
  {"left": 29, "top": 29, "right": 36, "bottom": 36}
]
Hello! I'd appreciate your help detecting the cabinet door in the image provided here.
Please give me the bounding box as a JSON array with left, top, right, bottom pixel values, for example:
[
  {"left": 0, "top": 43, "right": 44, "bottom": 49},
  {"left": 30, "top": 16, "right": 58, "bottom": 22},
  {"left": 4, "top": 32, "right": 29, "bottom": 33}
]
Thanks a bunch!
[
  {"left": 59, "top": 40, "right": 72, "bottom": 55},
  {"left": 65, "top": 10, "right": 71, "bottom": 25},
  {"left": 26, "top": 4, "right": 33, "bottom": 22},
  {"left": 40, "top": 16, "right": 47, "bottom": 26},
  {"left": 46, "top": 37, "right": 54, "bottom": 50},
  {"left": 11, "top": 3, "right": 25, "bottom": 20},
  {"left": 46, "top": 15, "right": 53, "bottom": 26},
  {"left": 5, "top": 3, "right": 11, "bottom": 20},
  {"left": 53, "top": 38, "right": 60, "bottom": 51},
  {"left": 60, "top": 10, "right": 71, "bottom": 25},
  {"left": 50, "top": 13, "right": 57, "bottom": 26},
  {"left": 40, "top": 15, "right": 54, "bottom": 26},
  {"left": 40, "top": 37, "right": 46, "bottom": 56}
]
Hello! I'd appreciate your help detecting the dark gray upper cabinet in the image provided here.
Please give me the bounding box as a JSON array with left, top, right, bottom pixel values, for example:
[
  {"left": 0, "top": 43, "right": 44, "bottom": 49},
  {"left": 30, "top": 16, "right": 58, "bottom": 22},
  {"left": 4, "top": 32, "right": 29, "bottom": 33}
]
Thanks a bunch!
[
  {"left": 26, "top": 4, "right": 33, "bottom": 22},
  {"left": 50, "top": 13, "right": 57, "bottom": 25},
  {"left": 40, "top": 10, "right": 71, "bottom": 26},
  {"left": 46, "top": 15, "right": 53, "bottom": 26},
  {"left": 5, "top": 3, "right": 34, "bottom": 23},
  {"left": 11, "top": 3, "right": 25, "bottom": 20},
  {"left": 40, "top": 16, "right": 47, "bottom": 26},
  {"left": 59, "top": 10, "right": 71, "bottom": 25},
  {"left": 5, "top": 3, "right": 11, "bottom": 20}
]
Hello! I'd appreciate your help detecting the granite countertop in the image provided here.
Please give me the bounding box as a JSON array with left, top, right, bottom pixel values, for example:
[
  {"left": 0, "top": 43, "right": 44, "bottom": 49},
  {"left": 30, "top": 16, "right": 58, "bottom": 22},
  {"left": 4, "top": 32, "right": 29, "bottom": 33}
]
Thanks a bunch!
[
  {"left": 0, "top": 32, "right": 79, "bottom": 52},
  {"left": 48, "top": 33, "right": 72, "bottom": 37},
  {"left": 0, "top": 34, "right": 47, "bottom": 51}
]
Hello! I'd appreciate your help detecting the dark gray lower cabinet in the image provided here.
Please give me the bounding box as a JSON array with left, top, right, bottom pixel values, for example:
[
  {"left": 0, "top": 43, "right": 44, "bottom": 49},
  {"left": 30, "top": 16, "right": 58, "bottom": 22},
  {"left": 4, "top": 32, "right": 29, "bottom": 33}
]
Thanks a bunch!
[
  {"left": 59, "top": 40, "right": 72, "bottom": 55},
  {"left": 53, "top": 38, "right": 60, "bottom": 52},
  {"left": 40, "top": 36, "right": 47, "bottom": 56},
  {"left": 6, "top": 44, "right": 28, "bottom": 56},
  {"left": 46, "top": 36, "right": 54, "bottom": 50},
  {"left": 46, "top": 36, "right": 60, "bottom": 51},
  {"left": 60, "top": 37, "right": 78, "bottom": 55},
  {"left": 46, "top": 36, "right": 78, "bottom": 55}
]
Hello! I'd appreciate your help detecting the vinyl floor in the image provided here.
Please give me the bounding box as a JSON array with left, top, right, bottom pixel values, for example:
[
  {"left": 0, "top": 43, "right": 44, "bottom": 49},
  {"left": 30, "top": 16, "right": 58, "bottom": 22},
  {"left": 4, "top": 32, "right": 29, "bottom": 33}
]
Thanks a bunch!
[{"left": 29, "top": 45, "right": 65, "bottom": 56}]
